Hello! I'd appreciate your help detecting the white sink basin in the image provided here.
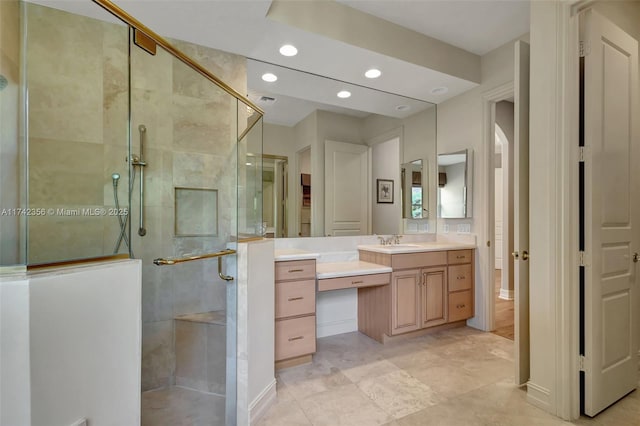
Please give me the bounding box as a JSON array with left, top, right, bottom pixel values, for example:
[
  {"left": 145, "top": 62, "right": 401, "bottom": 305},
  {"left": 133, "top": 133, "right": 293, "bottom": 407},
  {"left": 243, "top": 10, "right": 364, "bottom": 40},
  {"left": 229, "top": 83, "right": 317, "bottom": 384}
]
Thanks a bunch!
[{"left": 358, "top": 243, "right": 426, "bottom": 253}]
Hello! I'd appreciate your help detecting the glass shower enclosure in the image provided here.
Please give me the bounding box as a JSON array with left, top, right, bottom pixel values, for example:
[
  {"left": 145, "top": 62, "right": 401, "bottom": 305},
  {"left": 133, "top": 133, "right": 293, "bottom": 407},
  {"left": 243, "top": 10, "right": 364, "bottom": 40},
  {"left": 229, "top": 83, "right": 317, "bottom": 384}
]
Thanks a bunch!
[{"left": 1, "top": 0, "right": 263, "bottom": 424}]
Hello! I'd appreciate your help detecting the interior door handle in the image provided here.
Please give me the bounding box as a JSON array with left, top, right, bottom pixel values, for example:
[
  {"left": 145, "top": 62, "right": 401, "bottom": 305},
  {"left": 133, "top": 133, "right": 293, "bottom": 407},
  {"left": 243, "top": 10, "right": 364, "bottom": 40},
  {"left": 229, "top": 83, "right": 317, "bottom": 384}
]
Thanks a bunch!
[
  {"left": 634, "top": 253, "right": 639, "bottom": 263},
  {"left": 512, "top": 251, "right": 529, "bottom": 261}
]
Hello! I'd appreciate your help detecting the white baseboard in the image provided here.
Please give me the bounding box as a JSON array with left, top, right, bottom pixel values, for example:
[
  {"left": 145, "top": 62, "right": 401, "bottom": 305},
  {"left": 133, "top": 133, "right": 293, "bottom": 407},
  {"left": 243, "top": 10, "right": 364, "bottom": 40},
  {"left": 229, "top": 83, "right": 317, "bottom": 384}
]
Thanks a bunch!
[
  {"left": 316, "top": 318, "right": 358, "bottom": 338},
  {"left": 526, "top": 381, "right": 552, "bottom": 413},
  {"left": 249, "top": 379, "right": 277, "bottom": 425},
  {"left": 499, "top": 288, "right": 514, "bottom": 300}
]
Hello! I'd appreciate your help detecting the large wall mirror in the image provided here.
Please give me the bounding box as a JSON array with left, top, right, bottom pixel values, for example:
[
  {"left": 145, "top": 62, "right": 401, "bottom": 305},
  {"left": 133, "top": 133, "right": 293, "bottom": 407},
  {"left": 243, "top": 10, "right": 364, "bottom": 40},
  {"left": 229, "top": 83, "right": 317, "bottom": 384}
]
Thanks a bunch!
[
  {"left": 437, "top": 149, "right": 473, "bottom": 219},
  {"left": 250, "top": 59, "right": 437, "bottom": 237}
]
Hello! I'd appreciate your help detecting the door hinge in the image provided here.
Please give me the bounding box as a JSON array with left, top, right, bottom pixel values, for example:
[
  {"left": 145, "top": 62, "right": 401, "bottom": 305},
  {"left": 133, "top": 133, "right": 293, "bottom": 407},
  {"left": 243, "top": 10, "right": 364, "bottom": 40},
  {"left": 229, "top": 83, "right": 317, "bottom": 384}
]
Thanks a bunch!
[
  {"left": 579, "top": 251, "right": 586, "bottom": 267},
  {"left": 579, "top": 355, "right": 586, "bottom": 371},
  {"left": 579, "top": 146, "right": 586, "bottom": 162},
  {"left": 579, "top": 41, "right": 590, "bottom": 57}
]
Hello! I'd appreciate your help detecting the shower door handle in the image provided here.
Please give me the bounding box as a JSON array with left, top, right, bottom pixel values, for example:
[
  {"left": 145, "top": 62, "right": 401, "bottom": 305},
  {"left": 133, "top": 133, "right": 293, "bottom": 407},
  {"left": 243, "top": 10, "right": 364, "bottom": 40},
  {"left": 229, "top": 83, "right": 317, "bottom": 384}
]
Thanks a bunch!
[{"left": 153, "top": 249, "right": 237, "bottom": 281}]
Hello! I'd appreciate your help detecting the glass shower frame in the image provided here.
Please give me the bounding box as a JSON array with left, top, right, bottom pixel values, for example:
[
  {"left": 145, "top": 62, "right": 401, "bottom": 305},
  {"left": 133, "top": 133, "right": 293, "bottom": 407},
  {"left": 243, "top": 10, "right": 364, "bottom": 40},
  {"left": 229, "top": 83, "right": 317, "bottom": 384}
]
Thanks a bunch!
[{"left": 5, "top": 0, "right": 264, "bottom": 424}]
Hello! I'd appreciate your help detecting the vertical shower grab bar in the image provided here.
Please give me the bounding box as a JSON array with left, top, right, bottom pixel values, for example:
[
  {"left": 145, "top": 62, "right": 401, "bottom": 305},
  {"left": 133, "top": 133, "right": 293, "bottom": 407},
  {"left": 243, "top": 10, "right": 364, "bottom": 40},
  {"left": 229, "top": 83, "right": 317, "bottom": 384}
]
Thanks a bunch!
[{"left": 137, "top": 124, "right": 147, "bottom": 236}]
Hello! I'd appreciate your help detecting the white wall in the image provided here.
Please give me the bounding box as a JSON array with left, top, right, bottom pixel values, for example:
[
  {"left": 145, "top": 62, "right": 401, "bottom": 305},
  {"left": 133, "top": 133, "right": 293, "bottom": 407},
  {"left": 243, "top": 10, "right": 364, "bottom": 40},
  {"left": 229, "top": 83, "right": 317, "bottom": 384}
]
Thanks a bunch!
[
  {"left": 371, "top": 137, "right": 401, "bottom": 234},
  {"left": 236, "top": 240, "right": 276, "bottom": 425},
  {"left": 1, "top": 260, "right": 143, "bottom": 426},
  {"left": 0, "top": 277, "right": 31, "bottom": 425},
  {"left": 436, "top": 34, "right": 527, "bottom": 330}
]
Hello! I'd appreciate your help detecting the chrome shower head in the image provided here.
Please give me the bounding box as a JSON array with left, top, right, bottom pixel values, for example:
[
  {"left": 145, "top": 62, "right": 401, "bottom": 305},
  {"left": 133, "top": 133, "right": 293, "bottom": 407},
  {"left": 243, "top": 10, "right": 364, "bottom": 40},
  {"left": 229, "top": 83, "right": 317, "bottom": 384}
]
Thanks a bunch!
[{"left": 112, "top": 173, "right": 120, "bottom": 187}]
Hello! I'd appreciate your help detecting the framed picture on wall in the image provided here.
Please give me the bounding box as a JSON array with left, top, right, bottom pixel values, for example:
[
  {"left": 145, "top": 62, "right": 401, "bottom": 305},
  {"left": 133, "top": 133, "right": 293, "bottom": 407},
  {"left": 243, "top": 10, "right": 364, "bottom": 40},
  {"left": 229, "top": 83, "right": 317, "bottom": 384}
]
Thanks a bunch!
[{"left": 376, "top": 179, "right": 394, "bottom": 203}]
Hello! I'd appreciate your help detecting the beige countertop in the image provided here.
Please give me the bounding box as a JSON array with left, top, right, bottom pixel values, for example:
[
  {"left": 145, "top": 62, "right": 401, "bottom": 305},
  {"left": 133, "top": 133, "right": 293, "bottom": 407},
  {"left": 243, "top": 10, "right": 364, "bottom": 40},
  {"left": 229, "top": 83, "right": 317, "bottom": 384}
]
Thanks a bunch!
[
  {"left": 357, "top": 241, "right": 476, "bottom": 254},
  {"left": 316, "top": 261, "right": 392, "bottom": 279},
  {"left": 274, "top": 249, "right": 320, "bottom": 262}
]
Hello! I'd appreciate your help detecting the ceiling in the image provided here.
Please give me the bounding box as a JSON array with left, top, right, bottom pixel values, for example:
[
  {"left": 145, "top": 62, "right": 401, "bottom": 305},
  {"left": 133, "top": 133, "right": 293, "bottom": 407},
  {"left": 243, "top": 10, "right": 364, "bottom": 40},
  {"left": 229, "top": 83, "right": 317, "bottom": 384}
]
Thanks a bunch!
[
  {"left": 31, "top": 0, "right": 530, "bottom": 126},
  {"left": 336, "top": 0, "right": 531, "bottom": 56}
]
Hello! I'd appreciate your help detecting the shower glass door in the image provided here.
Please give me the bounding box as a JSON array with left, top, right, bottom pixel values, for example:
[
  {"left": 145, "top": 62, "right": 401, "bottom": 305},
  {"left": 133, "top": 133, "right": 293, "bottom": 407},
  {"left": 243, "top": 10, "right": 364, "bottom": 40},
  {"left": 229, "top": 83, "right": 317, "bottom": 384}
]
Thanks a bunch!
[{"left": 128, "top": 28, "right": 262, "bottom": 425}]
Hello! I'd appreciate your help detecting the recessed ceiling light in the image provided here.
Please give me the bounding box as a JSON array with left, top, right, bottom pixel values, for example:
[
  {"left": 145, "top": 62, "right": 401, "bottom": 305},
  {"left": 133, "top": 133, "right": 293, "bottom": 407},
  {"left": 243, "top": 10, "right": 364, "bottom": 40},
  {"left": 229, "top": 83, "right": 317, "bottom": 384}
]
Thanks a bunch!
[
  {"left": 396, "top": 105, "right": 410, "bottom": 111},
  {"left": 431, "top": 86, "right": 448, "bottom": 95},
  {"left": 365, "top": 68, "right": 382, "bottom": 79},
  {"left": 279, "top": 44, "right": 298, "bottom": 57},
  {"left": 337, "top": 90, "right": 351, "bottom": 99},
  {"left": 262, "top": 73, "right": 278, "bottom": 83},
  {"left": 246, "top": 162, "right": 252, "bottom": 166}
]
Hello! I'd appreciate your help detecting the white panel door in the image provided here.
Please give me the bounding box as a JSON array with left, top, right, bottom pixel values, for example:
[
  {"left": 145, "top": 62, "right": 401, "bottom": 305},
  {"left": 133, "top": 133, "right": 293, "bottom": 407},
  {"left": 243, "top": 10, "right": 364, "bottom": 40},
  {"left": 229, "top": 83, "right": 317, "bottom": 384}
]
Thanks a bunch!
[
  {"left": 581, "top": 9, "right": 639, "bottom": 417},
  {"left": 514, "top": 40, "right": 530, "bottom": 386},
  {"left": 324, "top": 140, "right": 369, "bottom": 236}
]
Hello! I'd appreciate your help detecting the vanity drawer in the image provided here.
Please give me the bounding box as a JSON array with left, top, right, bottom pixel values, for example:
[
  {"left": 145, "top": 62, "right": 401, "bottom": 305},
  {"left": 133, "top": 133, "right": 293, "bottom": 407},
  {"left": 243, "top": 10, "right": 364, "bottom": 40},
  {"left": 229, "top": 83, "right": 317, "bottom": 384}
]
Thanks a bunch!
[
  {"left": 448, "top": 250, "right": 472, "bottom": 265},
  {"left": 391, "top": 251, "right": 447, "bottom": 270},
  {"left": 275, "top": 280, "right": 316, "bottom": 319},
  {"left": 448, "top": 264, "right": 472, "bottom": 292},
  {"left": 448, "top": 290, "right": 473, "bottom": 322},
  {"left": 275, "top": 315, "right": 316, "bottom": 361},
  {"left": 275, "top": 259, "right": 316, "bottom": 282},
  {"left": 317, "top": 272, "right": 391, "bottom": 292}
]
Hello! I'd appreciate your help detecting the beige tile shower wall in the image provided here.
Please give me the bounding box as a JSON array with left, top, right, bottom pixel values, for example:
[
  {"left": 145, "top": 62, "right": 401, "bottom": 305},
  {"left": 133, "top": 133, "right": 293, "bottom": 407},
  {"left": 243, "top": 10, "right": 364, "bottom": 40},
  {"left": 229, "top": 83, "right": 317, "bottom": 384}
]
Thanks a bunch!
[
  {"left": 131, "top": 37, "right": 247, "bottom": 390},
  {"left": 25, "top": 3, "right": 129, "bottom": 264},
  {"left": 0, "top": 0, "right": 22, "bottom": 266},
  {"left": 24, "top": 3, "right": 250, "bottom": 391}
]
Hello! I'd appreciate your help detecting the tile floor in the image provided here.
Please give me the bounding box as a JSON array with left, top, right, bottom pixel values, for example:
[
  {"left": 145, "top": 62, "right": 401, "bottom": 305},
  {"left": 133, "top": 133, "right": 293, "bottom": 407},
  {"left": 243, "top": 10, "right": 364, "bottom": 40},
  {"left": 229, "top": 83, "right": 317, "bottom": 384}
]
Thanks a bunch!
[
  {"left": 258, "top": 327, "right": 640, "bottom": 426},
  {"left": 492, "top": 270, "right": 515, "bottom": 340},
  {"left": 142, "top": 386, "right": 226, "bottom": 426}
]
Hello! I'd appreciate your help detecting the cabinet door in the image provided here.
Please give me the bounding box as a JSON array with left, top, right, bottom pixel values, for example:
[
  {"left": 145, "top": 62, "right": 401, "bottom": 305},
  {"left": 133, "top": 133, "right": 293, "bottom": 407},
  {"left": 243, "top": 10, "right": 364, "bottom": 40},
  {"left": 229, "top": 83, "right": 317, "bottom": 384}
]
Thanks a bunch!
[
  {"left": 391, "top": 269, "right": 421, "bottom": 335},
  {"left": 421, "top": 266, "right": 448, "bottom": 328}
]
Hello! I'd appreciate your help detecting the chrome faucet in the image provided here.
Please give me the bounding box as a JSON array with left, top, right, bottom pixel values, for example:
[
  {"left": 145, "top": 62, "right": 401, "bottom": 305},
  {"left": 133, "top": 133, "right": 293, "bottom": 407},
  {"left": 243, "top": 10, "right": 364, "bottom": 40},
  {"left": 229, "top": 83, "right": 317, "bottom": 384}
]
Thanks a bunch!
[{"left": 377, "top": 234, "right": 403, "bottom": 245}]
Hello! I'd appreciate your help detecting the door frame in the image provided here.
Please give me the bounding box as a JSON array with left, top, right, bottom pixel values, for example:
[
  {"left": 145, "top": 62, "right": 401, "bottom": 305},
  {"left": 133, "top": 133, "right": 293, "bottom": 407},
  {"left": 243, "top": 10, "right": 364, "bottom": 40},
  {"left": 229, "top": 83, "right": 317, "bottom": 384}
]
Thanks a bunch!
[
  {"left": 482, "top": 81, "right": 514, "bottom": 335},
  {"left": 527, "top": 0, "right": 585, "bottom": 420}
]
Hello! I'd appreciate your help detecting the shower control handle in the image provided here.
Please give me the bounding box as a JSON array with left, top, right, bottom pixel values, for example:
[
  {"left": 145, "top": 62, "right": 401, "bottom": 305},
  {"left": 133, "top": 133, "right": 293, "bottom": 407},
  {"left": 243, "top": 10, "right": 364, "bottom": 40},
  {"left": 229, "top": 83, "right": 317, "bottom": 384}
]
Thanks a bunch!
[{"left": 137, "top": 124, "right": 147, "bottom": 237}]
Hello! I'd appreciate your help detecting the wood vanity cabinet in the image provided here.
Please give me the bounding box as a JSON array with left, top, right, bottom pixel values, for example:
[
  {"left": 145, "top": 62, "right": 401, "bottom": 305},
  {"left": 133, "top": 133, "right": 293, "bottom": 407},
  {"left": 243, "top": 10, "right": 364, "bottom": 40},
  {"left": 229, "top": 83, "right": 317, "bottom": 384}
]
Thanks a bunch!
[
  {"left": 274, "top": 259, "right": 316, "bottom": 368},
  {"left": 447, "top": 250, "right": 474, "bottom": 322},
  {"left": 359, "top": 248, "right": 474, "bottom": 342},
  {"left": 388, "top": 266, "right": 447, "bottom": 334}
]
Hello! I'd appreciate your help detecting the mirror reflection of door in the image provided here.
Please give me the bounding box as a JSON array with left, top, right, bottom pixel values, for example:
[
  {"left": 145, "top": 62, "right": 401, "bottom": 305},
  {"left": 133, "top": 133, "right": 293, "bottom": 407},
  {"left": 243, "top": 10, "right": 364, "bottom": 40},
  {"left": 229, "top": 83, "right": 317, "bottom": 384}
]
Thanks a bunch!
[
  {"left": 401, "top": 159, "right": 424, "bottom": 219},
  {"left": 437, "top": 149, "right": 472, "bottom": 218},
  {"left": 297, "top": 148, "right": 311, "bottom": 237},
  {"left": 262, "top": 155, "right": 288, "bottom": 237}
]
